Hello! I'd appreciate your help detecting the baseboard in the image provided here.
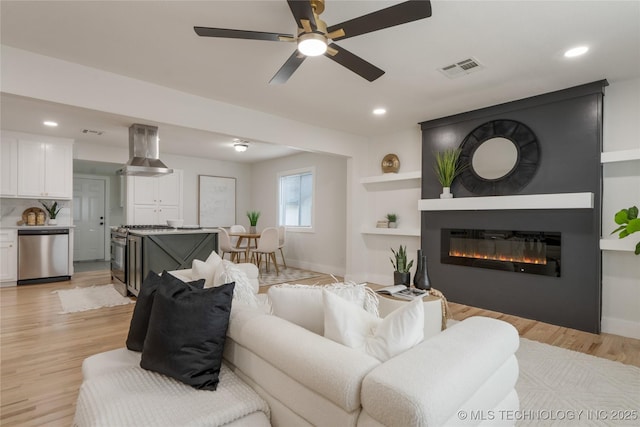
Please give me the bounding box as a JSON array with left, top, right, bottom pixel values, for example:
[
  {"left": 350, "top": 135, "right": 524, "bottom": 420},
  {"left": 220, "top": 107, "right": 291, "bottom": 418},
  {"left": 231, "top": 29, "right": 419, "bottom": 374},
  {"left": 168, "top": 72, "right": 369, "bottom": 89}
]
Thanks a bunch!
[
  {"left": 0, "top": 281, "right": 17, "bottom": 287},
  {"left": 601, "top": 316, "right": 640, "bottom": 340}
]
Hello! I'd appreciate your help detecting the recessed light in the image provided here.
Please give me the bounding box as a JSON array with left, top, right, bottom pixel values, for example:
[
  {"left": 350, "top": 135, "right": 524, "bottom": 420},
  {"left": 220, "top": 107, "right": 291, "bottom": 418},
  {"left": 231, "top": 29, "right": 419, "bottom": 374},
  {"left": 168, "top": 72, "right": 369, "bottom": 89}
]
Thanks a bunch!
[
  {"left": 373, "top": 108, "right": 387, "bottom": 116},
  {"left": 564, "top": 46, "right": 589, "bottom": 58},
  {"left": 234, "top": 141, "right": 249, "bottom": 152},
  {"left": 43, "top": 121, "right": 58, "bottom": 127}
]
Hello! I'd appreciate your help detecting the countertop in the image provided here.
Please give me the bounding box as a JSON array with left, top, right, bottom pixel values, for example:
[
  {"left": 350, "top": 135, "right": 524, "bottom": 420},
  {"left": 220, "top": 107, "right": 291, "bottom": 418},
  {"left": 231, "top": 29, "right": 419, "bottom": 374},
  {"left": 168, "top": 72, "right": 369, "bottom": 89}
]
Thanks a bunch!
[
  {"left": 128, "top": 228, "right": 219, "bottom": 236},
  {"left": 1, "top": 225, "right": 75, "bottom": 230}
]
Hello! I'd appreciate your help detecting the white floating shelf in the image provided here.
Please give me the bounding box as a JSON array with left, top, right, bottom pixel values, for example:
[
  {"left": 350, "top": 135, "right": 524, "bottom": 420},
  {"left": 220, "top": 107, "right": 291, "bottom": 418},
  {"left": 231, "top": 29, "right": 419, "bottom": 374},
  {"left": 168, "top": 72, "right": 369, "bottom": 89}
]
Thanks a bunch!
[
  {"left": 361, "top": 227, "right": 420, "bottom": 237},
  {"left": 601, "top": 149, "right": 640, "bottom": 164},
  {"left": 360, "top": 171, "right": 421, "bottom": 185},
  {"left": 600, "top": 238, "right": 638, "bottom": 252},
  {"left": 418, "top": 192, "right": 594, "bottom": 211}
]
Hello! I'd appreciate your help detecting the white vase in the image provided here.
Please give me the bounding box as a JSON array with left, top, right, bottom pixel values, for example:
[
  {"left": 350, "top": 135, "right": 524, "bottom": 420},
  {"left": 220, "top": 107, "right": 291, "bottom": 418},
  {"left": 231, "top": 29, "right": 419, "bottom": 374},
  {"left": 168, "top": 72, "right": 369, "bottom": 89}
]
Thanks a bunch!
[
  {"left": 440, "top": 187, "right": 453, "bottom": 199},
  {"left": 48, "top": 218, "right": 58, "bottom": 225},
  {"left": 388, "top": 221, "right": 397, "bottom": 228}
]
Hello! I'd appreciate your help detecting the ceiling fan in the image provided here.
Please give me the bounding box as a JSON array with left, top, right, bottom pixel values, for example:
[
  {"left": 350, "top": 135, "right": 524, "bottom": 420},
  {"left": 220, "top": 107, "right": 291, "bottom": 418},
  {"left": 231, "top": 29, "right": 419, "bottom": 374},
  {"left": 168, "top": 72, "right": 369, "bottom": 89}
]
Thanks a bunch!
[{"left": 194, "top": 0, "right": 432, "bottom": 84}]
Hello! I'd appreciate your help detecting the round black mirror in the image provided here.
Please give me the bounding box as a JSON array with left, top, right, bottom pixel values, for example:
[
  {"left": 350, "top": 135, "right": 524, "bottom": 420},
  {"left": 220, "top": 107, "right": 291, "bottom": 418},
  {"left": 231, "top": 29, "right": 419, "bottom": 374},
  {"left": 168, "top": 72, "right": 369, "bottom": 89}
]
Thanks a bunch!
[{"left": 459, "top": 120, "right": 539, "bottom": 196}]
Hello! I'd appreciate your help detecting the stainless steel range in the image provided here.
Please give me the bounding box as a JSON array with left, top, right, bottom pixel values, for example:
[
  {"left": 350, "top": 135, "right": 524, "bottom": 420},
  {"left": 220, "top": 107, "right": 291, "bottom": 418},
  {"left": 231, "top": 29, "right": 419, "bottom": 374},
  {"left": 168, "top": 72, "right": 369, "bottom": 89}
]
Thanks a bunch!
[{"left": 110, "top": 225, "right": 173, "bottom": 296}]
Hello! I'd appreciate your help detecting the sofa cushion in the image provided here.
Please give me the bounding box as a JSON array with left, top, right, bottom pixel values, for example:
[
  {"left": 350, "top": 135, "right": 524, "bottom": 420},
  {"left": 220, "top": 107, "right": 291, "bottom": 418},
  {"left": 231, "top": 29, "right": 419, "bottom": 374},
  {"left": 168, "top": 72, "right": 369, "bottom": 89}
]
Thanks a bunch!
[
  {"left": 191, "top": 250, "right": 223, "bottom": 287},
  {"left": 125, "top": 271, "right": 205, "bottom": 352},
  {"left": 323, "top": 290, "right": 424, "bottom": 362},
  {"left": 140, "top": 281, "right": 235, "bottom": 390},
  {"left": 213, "top": 260, "right": 260, "bottom": 308},
  {"left": 267, "top": 282, "right": 379, "bottom": 335}
]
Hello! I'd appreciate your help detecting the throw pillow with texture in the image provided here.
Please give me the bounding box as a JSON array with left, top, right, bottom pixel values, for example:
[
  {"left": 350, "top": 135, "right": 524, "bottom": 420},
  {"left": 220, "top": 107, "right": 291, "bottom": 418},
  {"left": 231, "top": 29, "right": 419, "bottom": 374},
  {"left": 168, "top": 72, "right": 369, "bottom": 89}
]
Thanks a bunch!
[
  {"left": 267, "top": 282, "right": 379, "bottom": 335},
  {"left": 212, "top": 260, "right": 260, "bottom": 307},
  {"left": 192, "top": 259, "right": 217, "bottom": 288},
  {"left": 140, "top": 281, "right": 235, "bottom": 390},
  {"left": 125, "top": 271, "right": 205, "bottom": 352},
  {"left": 323, "top": 290, "right": 424, "bottom": 361}
]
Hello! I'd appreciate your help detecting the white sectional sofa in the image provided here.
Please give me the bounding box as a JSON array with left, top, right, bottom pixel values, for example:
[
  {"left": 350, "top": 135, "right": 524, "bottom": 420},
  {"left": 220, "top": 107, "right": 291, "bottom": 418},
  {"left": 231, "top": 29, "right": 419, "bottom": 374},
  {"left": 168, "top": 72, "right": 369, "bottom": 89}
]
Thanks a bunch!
[{"left": 76, "top": 264, "right": 520, "bottom": 426}]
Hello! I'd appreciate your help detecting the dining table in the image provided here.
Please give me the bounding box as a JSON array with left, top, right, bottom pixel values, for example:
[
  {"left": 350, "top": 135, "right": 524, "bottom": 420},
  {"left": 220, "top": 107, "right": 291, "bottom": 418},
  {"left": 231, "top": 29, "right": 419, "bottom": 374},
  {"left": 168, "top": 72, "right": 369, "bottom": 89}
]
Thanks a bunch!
[{"left": 228, "top": 231, "right": 261, "bottom": 261}]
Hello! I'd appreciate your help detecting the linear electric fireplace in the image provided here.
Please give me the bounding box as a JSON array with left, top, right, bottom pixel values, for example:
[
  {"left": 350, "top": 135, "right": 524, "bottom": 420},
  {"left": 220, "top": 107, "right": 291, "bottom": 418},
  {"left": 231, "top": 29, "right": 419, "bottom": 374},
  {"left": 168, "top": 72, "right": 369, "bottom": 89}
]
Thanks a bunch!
[{"left": 441, "top": 229, "right": 561, "bottom": 277}]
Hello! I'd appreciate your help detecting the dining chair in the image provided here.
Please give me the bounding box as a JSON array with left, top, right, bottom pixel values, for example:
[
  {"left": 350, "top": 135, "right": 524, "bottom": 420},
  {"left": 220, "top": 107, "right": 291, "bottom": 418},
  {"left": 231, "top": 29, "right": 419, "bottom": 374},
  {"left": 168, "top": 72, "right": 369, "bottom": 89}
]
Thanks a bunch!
[
  {"left": 277, "top": 225, "right": 287, "bottom": 268},
  {"left": 250, "top": 227, "right": 280, "bottom": 275},
  {"left": 217, "top": 227, "right": 246, "bottom": 263}
]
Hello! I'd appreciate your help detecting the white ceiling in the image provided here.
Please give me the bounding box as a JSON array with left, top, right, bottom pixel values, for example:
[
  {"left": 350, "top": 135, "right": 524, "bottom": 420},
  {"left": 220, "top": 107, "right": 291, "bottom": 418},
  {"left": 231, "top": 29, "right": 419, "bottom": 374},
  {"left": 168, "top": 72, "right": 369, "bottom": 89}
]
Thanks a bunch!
[{"left": 1, "top": 1, "right": 639, "bottom": 160}]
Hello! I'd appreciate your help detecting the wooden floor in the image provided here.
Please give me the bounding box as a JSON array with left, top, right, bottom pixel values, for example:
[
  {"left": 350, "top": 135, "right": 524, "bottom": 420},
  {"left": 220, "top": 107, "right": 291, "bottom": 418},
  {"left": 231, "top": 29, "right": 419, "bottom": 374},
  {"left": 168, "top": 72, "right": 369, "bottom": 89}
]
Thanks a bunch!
[{"left": 1, "top": 270, "right": 639, "bottom": 426}]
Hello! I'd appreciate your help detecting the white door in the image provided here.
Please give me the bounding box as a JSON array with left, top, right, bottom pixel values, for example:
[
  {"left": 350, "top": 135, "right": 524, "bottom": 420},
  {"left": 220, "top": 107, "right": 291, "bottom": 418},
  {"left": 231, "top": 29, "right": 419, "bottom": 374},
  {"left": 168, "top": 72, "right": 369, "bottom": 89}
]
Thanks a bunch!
[{"left": 73, "top": 177, "right": 106, "bottom": 261}]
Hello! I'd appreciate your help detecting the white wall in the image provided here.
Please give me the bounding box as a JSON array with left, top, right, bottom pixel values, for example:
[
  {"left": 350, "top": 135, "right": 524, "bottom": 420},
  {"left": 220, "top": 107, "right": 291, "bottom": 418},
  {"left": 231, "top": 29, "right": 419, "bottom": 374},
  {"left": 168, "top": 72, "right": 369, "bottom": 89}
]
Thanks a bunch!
[
  {"left": 601, "top": 77, "right": 640, "bottom": 339},
  {"left": 250, "top": 152, "right": 348, "bottom": 276}
]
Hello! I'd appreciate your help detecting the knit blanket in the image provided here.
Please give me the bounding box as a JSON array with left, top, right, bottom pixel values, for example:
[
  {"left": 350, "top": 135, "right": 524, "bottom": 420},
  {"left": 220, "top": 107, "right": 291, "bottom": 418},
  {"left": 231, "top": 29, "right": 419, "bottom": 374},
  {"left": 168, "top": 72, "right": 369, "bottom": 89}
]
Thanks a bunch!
[{"left": 73, "top": 363, "right": 269, "bottom": 427}]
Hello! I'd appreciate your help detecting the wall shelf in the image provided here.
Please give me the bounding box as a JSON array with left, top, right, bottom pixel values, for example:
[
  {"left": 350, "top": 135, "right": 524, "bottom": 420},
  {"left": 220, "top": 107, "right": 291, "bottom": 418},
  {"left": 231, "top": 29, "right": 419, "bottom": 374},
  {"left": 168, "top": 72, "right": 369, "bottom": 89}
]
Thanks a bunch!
[
  {"left": 361, "top": 227, "right": 420, "bottom": 237},
  {"left": 600, "top": 238, "right": 638, "bottom": 252},
  {"left": 360, "top": 171, "right": 421, "bottom": 185},
  {"left": 419, "top": 192, "right": 594, "bottom": 211},
  {"left": 601, "top": 149, "right": 640, "bottom": 164}
]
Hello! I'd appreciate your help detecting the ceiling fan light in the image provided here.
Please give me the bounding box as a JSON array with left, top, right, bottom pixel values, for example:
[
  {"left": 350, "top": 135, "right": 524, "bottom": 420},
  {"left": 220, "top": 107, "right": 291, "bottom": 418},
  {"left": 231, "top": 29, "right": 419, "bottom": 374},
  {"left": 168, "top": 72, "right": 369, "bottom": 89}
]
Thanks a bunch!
[
  {"left": 298, "top": 33, "right": 327, "bottom": 56},
  {"left": 234, "top": 141, "right": 249, "bottom": 152}
]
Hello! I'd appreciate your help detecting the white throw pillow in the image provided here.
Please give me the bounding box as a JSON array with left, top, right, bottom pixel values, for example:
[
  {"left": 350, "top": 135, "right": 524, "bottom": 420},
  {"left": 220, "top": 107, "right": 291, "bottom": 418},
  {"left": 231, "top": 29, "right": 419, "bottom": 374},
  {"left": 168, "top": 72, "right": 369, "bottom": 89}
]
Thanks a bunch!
[
  {"left": 323, "top": 290, "right": 424, "bottom": 362},
  {"left": 191, "top": 259, "right": 217, "bottom": 288},
  {"left": 213, "top": 260, "right": 259, "bottom": 308},
  {"left": 267, "top": 282, "right": 379, "bottom": 335},
  {"left": 191, "top": 251, "right": 223, "bottom": 287}
]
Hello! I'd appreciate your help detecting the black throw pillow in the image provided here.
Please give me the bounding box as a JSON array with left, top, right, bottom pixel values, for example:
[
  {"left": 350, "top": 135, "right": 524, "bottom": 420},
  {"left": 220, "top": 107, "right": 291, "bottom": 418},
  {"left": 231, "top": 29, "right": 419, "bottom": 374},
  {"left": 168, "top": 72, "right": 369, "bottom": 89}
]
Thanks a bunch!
[
  {"left": 140, "top": 281, "right": 235, "bottom": 390},
  {"left": 126, "top": 271, "right": 205, "bottom": 352}
]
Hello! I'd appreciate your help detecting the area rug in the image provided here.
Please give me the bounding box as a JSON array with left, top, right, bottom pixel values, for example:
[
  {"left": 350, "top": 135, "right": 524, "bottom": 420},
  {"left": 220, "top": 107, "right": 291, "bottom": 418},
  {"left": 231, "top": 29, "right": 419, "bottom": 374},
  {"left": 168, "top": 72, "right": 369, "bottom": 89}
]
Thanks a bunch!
[
  {"left": 258, "top": 267, "right": 324, "bottom": 287},
  {"left": 515, "top": 337, "right": 640, "bottom": 426},
  {"left": 53, "top": 284, "right": 135, "bottom": 314}
]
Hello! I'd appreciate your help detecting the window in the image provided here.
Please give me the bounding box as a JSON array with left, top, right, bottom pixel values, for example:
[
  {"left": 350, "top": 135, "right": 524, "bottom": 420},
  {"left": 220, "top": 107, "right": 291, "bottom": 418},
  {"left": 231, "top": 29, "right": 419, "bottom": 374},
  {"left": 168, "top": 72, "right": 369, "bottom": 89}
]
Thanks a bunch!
[{"left": 278, "top": 168, "right": 314, "bottom": 229}]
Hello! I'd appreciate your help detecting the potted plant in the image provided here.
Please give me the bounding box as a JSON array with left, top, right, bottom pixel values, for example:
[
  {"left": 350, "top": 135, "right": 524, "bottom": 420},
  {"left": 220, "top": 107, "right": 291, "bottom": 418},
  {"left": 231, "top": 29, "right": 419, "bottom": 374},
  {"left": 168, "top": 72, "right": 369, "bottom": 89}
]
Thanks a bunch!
[
  {"left": 390, "top": 245, "right": 413, "bottom": 286},
  {"left": 434, "top": 148, "right": 465, "bottom": 199},
  {"left": 246, "top": 210, "right": 261, "bottom": 233},
  {"left": 611, "top": 205, "right": 639, "bottom": 255},
  {"left": 386, "top": 213, "right": 397, "bottom": 228},
  {"left": 40, "top": 200, "right": 62, "bottom": 225}
]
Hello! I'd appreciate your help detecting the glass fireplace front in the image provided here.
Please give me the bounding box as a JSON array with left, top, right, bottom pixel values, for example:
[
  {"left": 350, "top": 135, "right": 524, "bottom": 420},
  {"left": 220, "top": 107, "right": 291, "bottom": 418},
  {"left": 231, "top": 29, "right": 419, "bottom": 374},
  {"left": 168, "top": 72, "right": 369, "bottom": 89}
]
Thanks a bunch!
[{"left": 441, "top": 229, "right": 561, "bottom": 277}]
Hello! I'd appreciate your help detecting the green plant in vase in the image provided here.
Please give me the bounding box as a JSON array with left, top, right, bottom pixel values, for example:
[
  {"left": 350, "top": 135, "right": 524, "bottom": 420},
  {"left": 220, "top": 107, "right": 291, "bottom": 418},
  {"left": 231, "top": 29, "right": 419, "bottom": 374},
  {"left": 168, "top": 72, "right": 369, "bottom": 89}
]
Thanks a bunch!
[
  {"left": 390, "top": 245, "right": 413, "bottom": 286},
  {"left": 611, "top": 205, "right": 639, "bottom": 255},
  {"left": 386, "top": 213, "right": 397, "bottom": 228},
  {"left": 434, "top": 148, "right": 465, "bottom": 199},
  {"left": 40, "top": 200, "right": 62, "bottom": 225},
  {"left": 246, "top": 210, "right": 261, "bottom": 233}
]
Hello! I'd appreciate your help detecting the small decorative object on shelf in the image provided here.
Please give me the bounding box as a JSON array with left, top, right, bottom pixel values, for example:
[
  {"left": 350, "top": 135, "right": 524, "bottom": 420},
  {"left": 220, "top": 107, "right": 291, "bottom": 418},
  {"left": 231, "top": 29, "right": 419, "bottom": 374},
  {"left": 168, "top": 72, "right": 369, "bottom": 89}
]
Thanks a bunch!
[
  {"left": 381, "top": 153, "right": 400, "bottom": 174},
  {"left": 611, "top": 205, "right": 639, "bottom": 255},
  {"left": 246, "top": 210, "right": 260, "bottom": 234},
  {"left": 413, "top": 249, "right": 431, "bottom": 290},
  {"left": 376, "top": 220, "right": 389, "bottom": 228},
  {"left": 434, "top": 148, "right": 465, "bottom": 198},
  {"left": 386, "top": 213, "right": 397, "bottom": 228},
  {"left": 390, "top": 245, "right": 413, "bottom": 286},
  {"left": 40, "top": 200, "right": 62, "bottom": 225}
]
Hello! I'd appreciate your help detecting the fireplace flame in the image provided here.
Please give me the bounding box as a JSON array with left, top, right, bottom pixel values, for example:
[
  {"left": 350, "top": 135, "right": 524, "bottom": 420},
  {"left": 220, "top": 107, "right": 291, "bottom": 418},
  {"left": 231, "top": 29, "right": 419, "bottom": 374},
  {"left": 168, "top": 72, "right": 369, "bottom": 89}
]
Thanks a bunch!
[{"left": 448, "top": 250, "right": 547, "bottom": 265}]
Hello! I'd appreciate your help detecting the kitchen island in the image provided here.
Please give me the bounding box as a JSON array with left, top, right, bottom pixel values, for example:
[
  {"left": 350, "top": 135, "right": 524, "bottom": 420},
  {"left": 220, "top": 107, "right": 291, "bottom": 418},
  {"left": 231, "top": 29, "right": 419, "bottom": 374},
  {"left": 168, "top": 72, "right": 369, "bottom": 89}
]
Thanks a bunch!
[{"left": 126, "top": 228, "right": 218, "bottom": 296}]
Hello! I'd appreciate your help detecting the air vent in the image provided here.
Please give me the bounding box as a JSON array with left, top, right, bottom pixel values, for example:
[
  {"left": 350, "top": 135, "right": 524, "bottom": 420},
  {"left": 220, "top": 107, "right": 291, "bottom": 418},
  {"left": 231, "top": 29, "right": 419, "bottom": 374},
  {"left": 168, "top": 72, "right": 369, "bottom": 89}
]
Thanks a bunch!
[
  {"left": 81, "top": 129, "right": 105, "bottom": 136},
  {"left": 438, "top": 57, "right": 485, "bottom": 79}
]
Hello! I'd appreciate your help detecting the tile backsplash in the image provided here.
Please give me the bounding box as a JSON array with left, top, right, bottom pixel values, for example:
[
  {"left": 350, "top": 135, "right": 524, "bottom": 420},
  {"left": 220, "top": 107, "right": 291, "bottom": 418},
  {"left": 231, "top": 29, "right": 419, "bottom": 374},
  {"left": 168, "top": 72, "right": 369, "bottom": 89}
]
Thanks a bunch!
[{"left": 0, "top": 198, "right": 72, "bottom": 227}]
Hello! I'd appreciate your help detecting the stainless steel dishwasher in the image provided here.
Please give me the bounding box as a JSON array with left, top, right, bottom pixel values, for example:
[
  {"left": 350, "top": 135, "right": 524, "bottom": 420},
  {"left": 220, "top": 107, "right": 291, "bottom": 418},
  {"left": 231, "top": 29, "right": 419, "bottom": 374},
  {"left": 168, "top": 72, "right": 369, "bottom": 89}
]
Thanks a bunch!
[{"left": 18, "top": 228, "right": 70, "bottom": 284}]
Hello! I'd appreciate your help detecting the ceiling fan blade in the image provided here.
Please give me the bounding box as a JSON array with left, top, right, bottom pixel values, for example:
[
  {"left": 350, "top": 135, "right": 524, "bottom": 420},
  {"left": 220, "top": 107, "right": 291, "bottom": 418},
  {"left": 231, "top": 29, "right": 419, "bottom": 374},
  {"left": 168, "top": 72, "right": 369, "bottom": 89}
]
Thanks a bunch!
[
  {"left": 194, "top": 26, "right": 293, "bottom": 42},
  {"left": 324, "top": 43, "right": 384, "bottom": 82},
  {"left": 327, "top": 0, "right": 432, "bottom": 41},
  {"left": 287, "top": 0, "right": 317, "bottom": 31},
  {"left": 269, "top": 50, "right": 307, "bottom": 84}
]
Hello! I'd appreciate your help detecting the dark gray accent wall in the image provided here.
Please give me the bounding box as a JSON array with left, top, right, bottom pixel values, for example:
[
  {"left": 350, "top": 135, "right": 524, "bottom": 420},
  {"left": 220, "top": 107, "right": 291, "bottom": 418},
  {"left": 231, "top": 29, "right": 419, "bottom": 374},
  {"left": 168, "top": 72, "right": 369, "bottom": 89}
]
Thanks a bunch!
[{"left": 419, "top": 81, "right": 606, "bottom": 333}]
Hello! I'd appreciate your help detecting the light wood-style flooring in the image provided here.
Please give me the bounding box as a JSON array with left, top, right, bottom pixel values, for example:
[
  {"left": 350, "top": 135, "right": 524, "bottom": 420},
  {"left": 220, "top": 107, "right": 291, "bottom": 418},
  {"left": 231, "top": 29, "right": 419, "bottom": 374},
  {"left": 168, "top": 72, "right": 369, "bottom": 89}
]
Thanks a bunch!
[{"left": 1, "top": 270, "right": 638, "bottom": 426}]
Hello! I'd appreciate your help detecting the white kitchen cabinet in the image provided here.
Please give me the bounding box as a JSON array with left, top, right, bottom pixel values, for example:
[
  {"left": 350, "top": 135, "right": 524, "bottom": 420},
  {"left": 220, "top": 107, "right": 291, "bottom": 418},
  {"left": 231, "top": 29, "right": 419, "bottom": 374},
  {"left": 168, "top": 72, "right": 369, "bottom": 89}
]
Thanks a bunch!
[
  {"left": 126, "top": 170, "right": 183, "bottom": 225},
  {"left": 0, "top": 229, "right": 17, "bottom": 284},
  {"left": 0, "top": 136, "right": 18, "bottom": 197},
  {"left": 16, "top": 136, "right": 73, "bottom": 199}
]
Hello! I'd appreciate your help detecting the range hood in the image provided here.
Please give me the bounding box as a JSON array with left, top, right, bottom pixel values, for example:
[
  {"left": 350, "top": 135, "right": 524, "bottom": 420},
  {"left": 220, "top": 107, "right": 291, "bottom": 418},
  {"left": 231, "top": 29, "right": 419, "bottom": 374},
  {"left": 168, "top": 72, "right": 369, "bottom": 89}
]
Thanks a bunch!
[{"left": 117, "top": 124, "right": 173, "bottom": 177}]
